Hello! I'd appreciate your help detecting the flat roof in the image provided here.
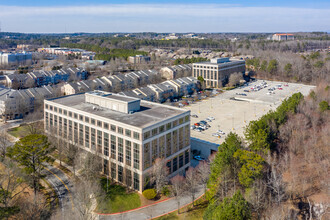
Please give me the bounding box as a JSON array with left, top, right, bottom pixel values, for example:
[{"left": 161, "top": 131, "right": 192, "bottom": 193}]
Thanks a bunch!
[
  {"left": 193, "top": 59, "right": 245, "bottom": 66},
  {"left": 46, "top": 93, "right": 189, "bottom": 129},
  {"left": 87, "top": 91, "right": 139, "bottom": 103}
]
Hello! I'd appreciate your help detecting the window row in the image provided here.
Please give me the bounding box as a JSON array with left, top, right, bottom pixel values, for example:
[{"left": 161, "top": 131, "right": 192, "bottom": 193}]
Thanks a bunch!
[
  {"left": 104, "top": 160, "right": 140, "bottom": 191},
  {"left": 143, "top": 115, "right": 189, "bottom": 140},
  {"left": 143, "top": 125, "right": 190, "bottom": 170},
  {"left": 45, "top": 112, "right": 140, "bottom": 140},
  {"left": 166, "top": 150, "right": 190, "bottom": 174},
  {"left": 45, "top": 115, "right": 141, "bottom": 170}
]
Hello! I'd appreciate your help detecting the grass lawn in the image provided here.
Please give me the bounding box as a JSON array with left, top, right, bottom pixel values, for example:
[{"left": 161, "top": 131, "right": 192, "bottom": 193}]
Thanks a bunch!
[
  {"left": 156, "top": 196, "right": 208, "bottom": 220},
  {"left": 96, "top": 177, "right": 141, "bottom": 213},
  {"left": 7, "top": 125, "right": 30, "bottom": 138}
]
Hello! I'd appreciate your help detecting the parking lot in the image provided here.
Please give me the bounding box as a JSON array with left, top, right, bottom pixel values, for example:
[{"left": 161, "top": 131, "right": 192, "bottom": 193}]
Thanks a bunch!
[{"left": 186, "top": 80, "right": 315, "bottom": 144}]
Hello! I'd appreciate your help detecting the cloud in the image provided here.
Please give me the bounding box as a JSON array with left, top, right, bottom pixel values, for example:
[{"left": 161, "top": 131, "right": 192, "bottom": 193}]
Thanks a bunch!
[{"left": 0, "top": 4, "right": 329, "bottom": 32}]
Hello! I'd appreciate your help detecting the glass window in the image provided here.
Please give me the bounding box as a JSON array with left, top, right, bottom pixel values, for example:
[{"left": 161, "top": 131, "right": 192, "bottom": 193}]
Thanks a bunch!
[
  {"left": 159, "top": 136, "right": 165, "bottom": 158},
  {"left": 111, "top": 162, "right": 116, "bottom": 180},
  {"left": 111, "top": 135, "right": 116, "bottom": 159},
  {"left": 172, "top": 130, "right": 178, "bottom": 154},
  {"left": 166, "top": 161, "right": 172, "bottom": 174},
  {"left": 152, "top": 128, "right": 158, "bottom": 136},
  {"left": 104, "top": 123, "right": 109, "bottom": 130},
  {"left": 85, "top": 116, "right": 89, "bottom": 123},
  {"left": 185, "top": 115, "right": 189, "bottom": 122},
  {"left": 85, "top": 126, "right": 89, "bottom": 148},
  {"left": 173, "top": 157, "right": 178, "bottom": 172},
  {"left": 45, "top": 104, "right": 49, "bottom": 109},
  {"left": 185, "top": 150, "right": 190, "bottom": 164},
  {"left": 49, "top": 105, "right": 53, "bottom": 111},
  {"left": 97, "top": 120, "right": 102, "bottom": 127},
  {"left": 126, "top": 169, "right": 132, "bottom": 187},
  {"left": 74, "top": 113, "right": 78, "bottom": 119},
  {"left": 133, "top": 132, "right": 140, "bottom": 140},
  {"left": 91, "top": 119, "right": 95, "bottom": 125},
  {"left": 103, "top": 159, "right": 109, "bottom": 175},
  {"left": 104, "top": 133, "right": 109, "bottom": 156},
  {"left": 97, "top": 130, "right": 102, "bottom": 153},
  {"left": 179, "top": 118, "right": 184, "bottom": 125},
  {"left": 166, "top": 133, "right": 172, "bottom": 157},
  {"left": 159, "top": 125, "right": 165, "bottom": 133},
  {"left": 143, "top": 131, "right": 150, "bottom": 140},
  {"left": 179, "top": 153, "right": 184, "bottom": 168},
  {"left": 118, "top": 127, "right": 123, "bottom": 134},
  {"left": 91, "top": 128, "right": 96, "bottom": 151},
  {"left": 69, "top": 111, "right": 72, "bottom": 117},
  {"left": 79, "top": 115, "right": 83, "bottom": 121},
  {"left": 125, "top": 140, "right": 131, "bottom": 166},
  {"left": 166, "top": 122, "right": 172, "bottom": 130},
  {"left": 118, "top": 165, "right": 123, "bottom": 182},
  {"left": 63, "top": 110, "right": 67, "bottom": 115},
  {"left": 152, "top": 139, "right": 158, "bottom": 163},
  {"left": 111, "top": 124, "right": 116, "bottom": 132},
  {"left": 144, "top": 143, "right": 150, "bottom": 169},
  {"left": 185, "top": 125, "right": 190, "bottom": 147},
  {"left": 173, "top": 120, "right": 178, "bottom": 127},
  {"left": 59, "top": 108, "right": 62, "bottom": 114},
  {"left": 125, "top": 129, "right": 131, "bottom": 137},
  {"left": 133, "top": 143, "right": 140, "bottom": 169},
  {"left": 134, "top": 172, "right": 139, "bottom": 190},
  {"left": 118, "top": 138, "right": 123, "bottom": 162}
]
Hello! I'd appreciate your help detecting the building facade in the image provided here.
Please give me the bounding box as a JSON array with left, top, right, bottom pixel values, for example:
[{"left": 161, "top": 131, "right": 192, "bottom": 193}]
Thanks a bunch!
[
  {"left": 272, "top": 33, "right": 294, "bottom": 41},
  {"left": 44, "top": 91, "right": 191, "bottom": 192},
  {"left": 128, "top": 55, "right": 151, "bottom": 64},
  {"left": 0, "top": 52, "right": 32, "bottom": 66},
  {"left": 192, "top": 57, "right": 246, "bottom": 88}
]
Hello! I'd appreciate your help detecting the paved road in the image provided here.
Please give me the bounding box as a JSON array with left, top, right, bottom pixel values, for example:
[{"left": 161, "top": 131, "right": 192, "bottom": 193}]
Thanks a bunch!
[
  {"left": 42, "top": 163, "right": 75, "bottom": 216},
  {"left": 98, "top": 186, "right": 204, "bottom": 220}
]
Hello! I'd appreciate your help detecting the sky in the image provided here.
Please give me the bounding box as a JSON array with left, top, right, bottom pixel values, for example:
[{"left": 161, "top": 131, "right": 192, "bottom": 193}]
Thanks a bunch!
[{"left": 0, "top": 0, "right": 329, "bottom": 33}]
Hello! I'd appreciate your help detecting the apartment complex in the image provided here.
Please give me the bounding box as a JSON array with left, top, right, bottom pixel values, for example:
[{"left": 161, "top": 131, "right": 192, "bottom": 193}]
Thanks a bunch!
[
  {"left": 0, "top": 52, "right": 32, "bottom": 66},
  {"left": 192, "top": 57, "right": 245, "bottom": 88},
  {"left": 128, "top": 55, "right": 151, "bottom": 64},
  {"left": 272, "top": 33, "right": 294, "bottom": 41},
  {"left": 44, "top": 91, "right": 191, "bottom": 192}
]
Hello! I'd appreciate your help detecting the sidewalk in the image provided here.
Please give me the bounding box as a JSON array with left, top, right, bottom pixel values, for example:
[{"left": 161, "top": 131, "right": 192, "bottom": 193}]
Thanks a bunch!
[
  {"left": 54, "top": 157, "right": 205, "bottom": 220},
  {"left": 97, "top": 186, "right": 205, "bottom": 220}
]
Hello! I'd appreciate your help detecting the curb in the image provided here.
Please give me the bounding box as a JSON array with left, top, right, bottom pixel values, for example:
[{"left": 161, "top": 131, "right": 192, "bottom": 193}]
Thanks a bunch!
[
  {"left": 151, "top": 193, "right": 205, "bottom": 220},
  {"left": 95, "top": 197, "right": 172, "bottom": 216}
]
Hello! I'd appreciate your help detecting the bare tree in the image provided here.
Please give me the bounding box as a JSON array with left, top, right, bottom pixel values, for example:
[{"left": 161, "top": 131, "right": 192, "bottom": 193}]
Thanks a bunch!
[
  {"left": 65, "top": 142, "right": 80, "bottom": 177},
  {"left": 267, "top": 164, "right": 286, "bottom": 205},
  {"left": 196, "top": 161, "right": 210, "bottom": 195},
  {"left": 78, "top": 151, "right": 102, "bottom": 180},
  {"left": 149, "top": 158, "right": 169, "bottom": 195},
  {"left": 70, "top": 178, "right": 102, "bottom": 220},
  {"left": 170, "top": 175, "right": 187, "bottom": 214},
  {"left": 185, "top": 167, "right": 199, "bottom": 207},
  {"left": 0, "top": 160, "right": 27, "bottom": 211},
  {"left": 0, "top": 131, "right": 11, "bottom": 160},
  {"left": 16, "top": 194, "right": 51, "bottom": 220},
  {"left": 228, "top": 72, "right": 243, "bottom": 87}
]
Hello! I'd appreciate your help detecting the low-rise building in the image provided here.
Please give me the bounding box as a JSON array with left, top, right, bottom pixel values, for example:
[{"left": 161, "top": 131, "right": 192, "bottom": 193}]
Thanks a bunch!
[
  {"left": 160, "top": 64, "right": 192, "bottom": 80},
  {"left": 192, "top": 57, "right": 245, "bottom": 88},
  {"left": 0, "top": 52, "right": 32, "bottom": 66},
  {"left": 44, "top": 91, "right": 191, "bottom": 192},
  {"left": 128, "top": 55, "right": 151, "bottom": 64},
  {"left": 272, "top": 33, "right": 294, "bottom": 41}
]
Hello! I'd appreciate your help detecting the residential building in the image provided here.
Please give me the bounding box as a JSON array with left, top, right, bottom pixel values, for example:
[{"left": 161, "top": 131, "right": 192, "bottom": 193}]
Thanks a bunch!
[
  {"left": 0, "top": 52, "right": 32, "bottom": 66},
  {"left": 44, "top": 91, "right": 191, "bottom": 192},
  {"left": 160, "top": 64, "right": 192, "bottom": 80},
  {"left": 272, "top": 33, "right": 294, "bottom": 41},
  {"left": 192, "top": 57, "right": 246, "bottom": 88},
  {"left": 128, "top": 55, "right": 151, "bottom": 64}
]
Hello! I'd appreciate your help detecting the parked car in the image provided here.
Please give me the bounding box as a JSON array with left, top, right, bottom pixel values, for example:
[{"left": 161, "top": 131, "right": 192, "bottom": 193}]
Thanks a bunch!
[
  {"left": 195, "top": 127, "right": 203, "bottom": 132},
  {"left": 191, "top": 114, "right": 198, "bottom": 118},
  {"left": 194, "top": 123, "right": 200, "bottom": 126},
  {"left": 194, "top": 155, "right": 205, "bottom": 161},
  {"left": 208, "top": 116, "right": 215, "bottom": 120},
  {"left": 205, "top": 118, "right": 212, "bottom": 122},
  {"left": 190, "top": 125, "right": 196, "bottom": 130},
  {"left": 212, "top": 133, "right": 220, "bottom": 137}
]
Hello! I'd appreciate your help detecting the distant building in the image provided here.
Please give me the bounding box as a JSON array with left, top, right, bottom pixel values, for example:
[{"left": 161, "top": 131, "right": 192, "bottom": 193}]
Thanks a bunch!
[
  {"left": 44, "top": 91, "right": 191, "bottom": 192},
  {"left": 272, "top": 33, "right": 294, "bottom": 41},
  {"left": 165, "top": 33, "right": 179, "bottom": 40},
  {"left": 192, "top": 57, "right": 246, "bottom": 88},
  {"left": 0, "top": 52, "right": 32, "bottom": 66},
  {"left": 128, "top": 55, "right": 151, "bottom": 64},
  {"left": 160, "top": 64, "right": 192, "bottom": 80}
]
